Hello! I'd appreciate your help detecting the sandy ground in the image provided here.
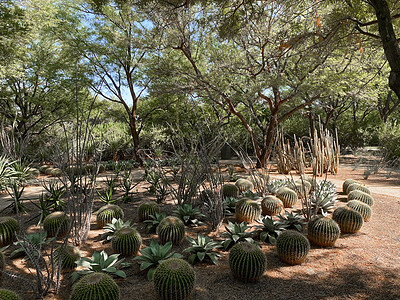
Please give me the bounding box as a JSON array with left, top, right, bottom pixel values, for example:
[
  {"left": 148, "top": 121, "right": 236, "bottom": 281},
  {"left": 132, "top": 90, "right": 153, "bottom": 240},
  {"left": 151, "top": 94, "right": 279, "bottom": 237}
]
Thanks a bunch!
[{"left": 0, "top": 161, "right": 399, "bottom": 300}]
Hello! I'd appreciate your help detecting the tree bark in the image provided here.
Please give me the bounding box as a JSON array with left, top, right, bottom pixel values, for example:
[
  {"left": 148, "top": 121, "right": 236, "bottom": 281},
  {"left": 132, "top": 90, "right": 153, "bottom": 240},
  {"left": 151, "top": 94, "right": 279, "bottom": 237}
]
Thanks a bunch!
[{"left": 368, "top": 0, "right": 400, "bottom": 99}]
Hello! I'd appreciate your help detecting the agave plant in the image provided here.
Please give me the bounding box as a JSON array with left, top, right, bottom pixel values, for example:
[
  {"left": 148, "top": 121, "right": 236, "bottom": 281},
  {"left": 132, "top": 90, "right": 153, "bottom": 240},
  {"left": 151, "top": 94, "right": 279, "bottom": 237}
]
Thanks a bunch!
[
  {"left": 10, "top": 232, "right": 55, "bottom": 261},
  {"left": 266, "top": 179, "right": 289, "bottom": 194},
  {"left": 254, "top": 216, "right": 289, "bottom": 244},
  {"left": 42, "top": 180, "right": 66, "bottom": 211},
  {"left": 224, "top": 197, "right": 239, "bottom": 215},
  {"left": 100, "top": 218, "right": 132, "bottom": 243},
  {"left": 183, "top": 234, "right": 222, "bottom": 265},
  {"left": 276, "top": 211, "right": 306, "bottom": 232},
  {"left": 172, "top": 204, "right": 205, "bottom": 226},
  {"left": 241, "top": 191, "right": 261, "bottom": 200},
  {"left": 133, "top": 240, "right": 183, "bottom": 281},
  {"left": 221, "top": 221, "right": 255, "bottom": 250},
  {"left": 144, "top": 212, "right": 167, "bottom": 233},
  {"left": 71, "top": 250, "right": 131, "bottom": 282},
  {"left": 310, "top": 180, "right": 338, "bottom": 215}
]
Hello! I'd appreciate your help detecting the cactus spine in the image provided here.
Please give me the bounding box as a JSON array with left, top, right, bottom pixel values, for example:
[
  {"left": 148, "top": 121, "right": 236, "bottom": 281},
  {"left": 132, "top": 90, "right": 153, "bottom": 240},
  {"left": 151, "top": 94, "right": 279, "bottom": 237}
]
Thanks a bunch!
[
  {"left": 70, "top": 272, "right": 120, "bottom": 300},
  {"left": 235, "top": 198, "right": 261, "bottom": 223},
  {"left": 55, "top": 245, "right": 81, "bottom": 270},
  {"left": 0, "top": 217, "right": 19, "bottom": 247},
  {"left": 96, "top": 205, "right": 124, "bottom": 229},
  {"left": 346, "top": 200, "right": 372, "bottom": 221},
  {"left": 261, "top": 196, "right": 284, "bottom": 216},
  {"left": 347, "top": 190, "right": 374, "bottom": 206},
  {"left": 228, "top": 242, "right": 266, "bottom": 282},
  {"left": 43, "top": 212, "right": 70, "bottom": 237},
  {"left": 276, "top": 187, "right": 298, "bottom": 208},
  {"left": 235, "top": 179, "right": 254, "bottom": 193},
  {"left": 112, "top": 227, "right": 142, "bottom": 256},
  {"left": 153, "top": 258, "right": 195, "bottom": 300},
  {"left": 276, "top": 230, "right": 310, "bottom": 265},
  {"left": 222, "top": 184, "right": 239, "bottom": 198},
  {"left": 342, "top": 179, "right": 359, "bottom": 194},
  {"left": 157, "top": 216, "right": 185, "bottom": 245},
  {"left": 0, "top": 289, "right": 21, "bottom": 300},
  {"left": 346, "top": 183, "right": 371, "bottom": 195},
  {"left": 307, "top": 216, "right": 341, "bottom": 247},
  {"left": 138, "top": 201, "right": 159, "bottom": 222},
  {"left": 333, "top": 206, "right": 364, "bottom": 233}
]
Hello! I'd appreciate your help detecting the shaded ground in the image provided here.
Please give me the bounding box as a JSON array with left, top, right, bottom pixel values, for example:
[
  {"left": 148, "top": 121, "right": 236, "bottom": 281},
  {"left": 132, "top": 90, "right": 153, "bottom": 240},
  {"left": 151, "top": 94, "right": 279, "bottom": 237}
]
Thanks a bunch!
[{"left": 0, "top": 159, "right": 399, "bottom": 300}]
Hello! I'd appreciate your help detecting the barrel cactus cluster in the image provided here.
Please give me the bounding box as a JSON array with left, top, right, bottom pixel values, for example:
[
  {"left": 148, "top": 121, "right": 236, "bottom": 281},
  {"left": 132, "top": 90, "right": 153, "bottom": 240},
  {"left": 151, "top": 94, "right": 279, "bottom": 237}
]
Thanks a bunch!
[
  {"left": 112, "top": 227, "right": 142, "bottom": 256},
  {"left": 307, "top": 216, "right": 341, "bottom": 247},
  {"left": 276, "top": 230, "right": 310, "bottom": 265},
  {"left": 157, "top": 216, "right": 185, "bottom": 245},
  {"left": 55, "top": 244, "right": 81, "bottom": 270},
  {"left": 276, "top": 187, "right": 298, "bottom": 208},
  {"left": 0, "top": 217, "right": 19, "bottom": 247},
  {"left": 96, "top": 204, "right": 124, "bottom": 229},
  {"left": 223, "top": 183, "right": 239, "bottom": 198},
  {"left": 235, "top": 198, "right": 261, "bottom": 223},
  {"left": 261, "top": 195, "right": 284, "bottom": 216},
  {"left": 138, "top": 201, "right": 159, "bottom": 222},
  {"left": 43, "top": 211, "right": 71, "bottom": 237},
  {"left": 0, "top": 289, "right": 21, "bottom": 300},
  {"left": 235, "top": 178, "right": 254, "bottom": 193},
  {"left": 70, "top": 272, "right": 120, "bottom": 300},
  {"left": 332, "top": 206, "right": 364, "bottom": 233}
]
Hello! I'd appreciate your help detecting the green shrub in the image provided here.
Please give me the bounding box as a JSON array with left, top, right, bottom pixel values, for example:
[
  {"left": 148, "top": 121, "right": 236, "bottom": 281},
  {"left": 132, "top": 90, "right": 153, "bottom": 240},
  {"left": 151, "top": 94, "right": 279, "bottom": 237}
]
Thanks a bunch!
[
  {"left": 70, "top": 272, "right": 120, "bottom": 300},
  {"left": 228, "top": 242, "right": 266, "bottom": 282},
  {"left": 276, "top": 230, "right": 310, "bottom": 265},
  {"left": 378, "top": 121, "right": 400, "bottom": 160},
  {"left": 153, "top": 258, "right": 195, "bottom": 300}
]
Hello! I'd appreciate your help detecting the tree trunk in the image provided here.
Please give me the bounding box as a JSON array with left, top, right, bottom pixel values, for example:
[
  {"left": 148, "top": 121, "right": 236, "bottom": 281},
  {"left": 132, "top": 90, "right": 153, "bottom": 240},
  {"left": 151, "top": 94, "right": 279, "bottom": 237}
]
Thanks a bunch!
[
  {"left": 369, "top": 0, "right": 400, "bottom": 99},
  {"left": 257, "top": 109, "right": 279, "bottom": 168},
  {"left": 129, "top": 115, "right": 143, "bottom": 166}
]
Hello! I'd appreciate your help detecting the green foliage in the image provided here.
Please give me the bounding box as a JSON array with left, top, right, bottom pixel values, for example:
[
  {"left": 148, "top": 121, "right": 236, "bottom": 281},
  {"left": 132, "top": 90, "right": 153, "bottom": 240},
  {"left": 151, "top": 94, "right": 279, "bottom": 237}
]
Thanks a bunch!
[
  {"left": 254, "top": 216, "right": 288, "bottom": 245},
  {"left": 307, "top": 216, "right": 341, "bottom": 247},
  {"left": 100, "top": 218, "right": 132, "bottom": 242},
  {"left": 276, "top": 187, "right": 298, "bottom": 208},
  {"left": 138, "top": 201, "right": 160, "bottom": 222},
  {"left": 332, "top": 206, "right": 364, "bottom": 234},
  {"left": 0, "top": 217, "right": 18, "bottom": 247},
  {"left": 235, "top": 198, "right": 261, "bottom": 223},
  {"left": 276, "top": 211, "right": 306, "bottom": 232},
  {"left": 144, "top": 212, "right": 167, "bottom": 233},
  {"left": 183, "top": 234, "right": 222, "bottom": 265},
  {"left": 266, "top": 179, "right": 290, "bottom": 195},
  {"left": 153, "top": 258, "right": 195, "bottom": 300},
  {"left": 261, "top": 195, "right": 284, "bottom": 216},
  {"left": 43, "top": 211, "right": 70, "bottom": 238},
  {"left": 234, "top": 178, "right": 253, "bottom": 193},
  {"left": 310, "top": 180, "right": 338, "bottom": 215},
  {"left": 10, "top": 232, "right": 54, "bottom": 261},
  {"left": 55, "top": 244, "right": 81, "bottom": 270},
  {"left": 95, "top": 204, "right": 124, "bottom": 229},
  {"left": 111, "top": 227, "right": 142, "bottom": 256},
  {"left": 71, "top": 250, "right": 131, "bottom": 282},
  {"left": 347, "top": 190, "right": 374, "bottom": 206},
  {"left": 172, "top": 204, "right": 205, "bottom": 227},
  {"left": 70, "top": 272, "right": 120, "bottom": 300},
  {"left": 41, "top": 180, "right": 66, "bottom": 211},
  {"left": 347, "top": 200, "right": 372, "bottom": 221},
  {"left": 133, "top": 240, "right": 183, "bottom": 281},
  {"left": 5, "top": 181, "right": 27, "bottom": 214},
  {"left": 276, "top": 230, "right": 310, "bottom": 265},
  {"left": 224, "top": 196, "right": 239, "bottom": 215},
  {"left": 378, "top": 121, "right": 400, "bottom": 160},
  {"left": 221, "top": 221, "right": 255, "bottom": 250},
  {"left": 228, "top": 242, "right": 266, "bottom": 282},
  {"left": 0, "top": 289, "right": 21, "bottom": 300},
  {"left": 157, "top": 216, "right": 186, "bottom": 245}
]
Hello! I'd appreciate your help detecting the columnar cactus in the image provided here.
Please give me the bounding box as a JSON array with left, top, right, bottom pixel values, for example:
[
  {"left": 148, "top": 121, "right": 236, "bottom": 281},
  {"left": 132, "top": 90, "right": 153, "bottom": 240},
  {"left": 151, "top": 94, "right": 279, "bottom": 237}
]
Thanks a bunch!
[
  {"left": 70, "top": 272, "right": 120, "bottom": 300},
  {"left": 261, "top": 196, "right": 284, "bottom": 216},
  {"left": 96, "top": 205, "right": 124, "bottom": 229},
  {"left": 55, "top": 244, "right": 81, "bottom": 270},
  {"left": 235, "top": 178, "right": 254, "bottom": 193},
  {"left": 43, "top": 211, "right": 70, "bottom": 237},
  {"left": 332, "top": 206, "right": 364, "bottom": 234},
  {"left": 346, "top": 183, "right": 371, "bottom": 195},
  {"left": 276, "top": 230, "right": 310, "bottom": 265},
  {"left": 222, "top": 184, "right": 239, "bottom": 198},
  {"left": 112, "top": 227, "right": 142, "bottom": 256},
  {"left": 347, "top": 190, "right": 374, "bottom": 207},
  {"left": 347, "top": 200, "right": 372, "bottom": 221},
  {"left": 342, "top": 179, "right": 359, "bottom": 194},
  {"left": 307, "top": 216, "right": 341, "bottom": 247},
  {"left": 229, "top": 242, "right": 266, "bottom": 282},
  {"left": 0, "top": 289, "right": 21, "bottom": 300},
  {"left": 235, "top": 198, "right": 261, "bottom": 223},
  {"left": 276, "top": 187, "right": 298, "bottom": 208},
  {"left": 138, "top": 201, "right": 159, "bottom": 222},
  {"left": 153, "top": 258, "right": 195, "bottom": 300},
  {"left": 157, "top": 216, "right": 185, "bottom": 245},
  {"left": 0, "top": 217, "right": 19, "bottom": 247}
]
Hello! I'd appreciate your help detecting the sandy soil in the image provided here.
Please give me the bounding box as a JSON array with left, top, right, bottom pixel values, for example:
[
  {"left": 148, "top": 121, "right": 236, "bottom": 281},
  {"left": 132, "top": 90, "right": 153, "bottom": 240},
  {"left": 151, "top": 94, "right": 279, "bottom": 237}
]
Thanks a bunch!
[{"left": 0, "top": 162, "right": 399, "bottom": 300}]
